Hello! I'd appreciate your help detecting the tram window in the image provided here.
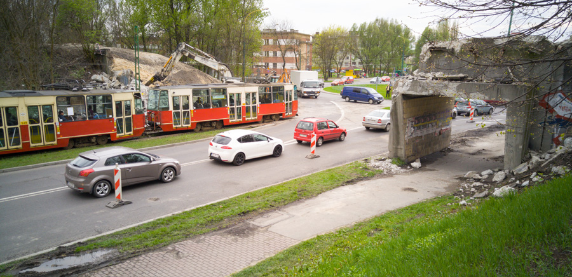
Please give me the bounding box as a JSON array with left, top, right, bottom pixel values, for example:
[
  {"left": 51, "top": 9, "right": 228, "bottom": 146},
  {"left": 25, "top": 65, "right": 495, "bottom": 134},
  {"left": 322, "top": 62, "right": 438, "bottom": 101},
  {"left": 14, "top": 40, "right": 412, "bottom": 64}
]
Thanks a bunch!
[
  {"left": 57, "top": 96, "right": 86, "bottom": 121},
  {"left": 159, "top": 90, "right": 169, "bottom": 111},
  {"left": 86, "top": 95, "right": 112, "bottom": 119},
  {"left": 193, "top": 89, "right": 210, "bottom": 109},
  {"left": 134, "top": 93, "right": 145, "bottom": 114},
  {"left": 182, "top": 96, "right": 190, "bottom": 110},
  {"left": 211, "top": 88, "right": 227, "bottom": 108},
  {"left": 173, "top": 96, "right": 180, "bottom": 110},
  {"left": 272, "top": 86, "right": 285, "bottom": 103},
  {"left": 259, "top": 86, "right": 272, "bottom": 104},
  {"left": 6, "top": 107, "right": 18, "bottom": 126}
]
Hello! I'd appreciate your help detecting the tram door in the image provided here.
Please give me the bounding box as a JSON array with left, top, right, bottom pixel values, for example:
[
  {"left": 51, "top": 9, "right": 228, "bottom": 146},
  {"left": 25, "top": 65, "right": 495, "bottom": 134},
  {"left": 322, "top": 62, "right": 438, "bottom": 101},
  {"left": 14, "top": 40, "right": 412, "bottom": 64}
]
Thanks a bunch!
[
  {"left": 285, "top": 90, "right": 294, "bottom": 116},
  {"left": 245, "top": 92, "right": 258, "bottom": 120},
  {"left": 228, "top": 92, "right": 242, "bottom": 122},
  {"left": 0, "top": 107, "right": 21, "bottom": 149},
  {"left": 27, "top": 105, "right": 56, "bottom": 147},
  {"left": 172, "top": 96, "right": 191, "bottom": 128},
  {"left": 115, "top": 100, "right": 133, "bottom": 136}
]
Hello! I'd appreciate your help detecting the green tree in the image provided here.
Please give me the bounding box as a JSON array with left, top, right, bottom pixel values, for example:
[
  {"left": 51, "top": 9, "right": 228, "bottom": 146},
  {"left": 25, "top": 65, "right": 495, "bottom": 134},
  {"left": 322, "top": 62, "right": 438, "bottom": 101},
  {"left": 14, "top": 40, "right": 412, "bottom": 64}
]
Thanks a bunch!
[{"left": 313, "top": 27, "right": 340, "bottom": 81}]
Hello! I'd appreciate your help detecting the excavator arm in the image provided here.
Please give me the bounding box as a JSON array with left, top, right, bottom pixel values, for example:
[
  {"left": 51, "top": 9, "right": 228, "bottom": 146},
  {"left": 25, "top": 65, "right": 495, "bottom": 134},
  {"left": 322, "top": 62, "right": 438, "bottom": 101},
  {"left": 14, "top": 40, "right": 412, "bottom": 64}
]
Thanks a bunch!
[{"left": 145, "top": 42, "right": 233, "bottom": 86}]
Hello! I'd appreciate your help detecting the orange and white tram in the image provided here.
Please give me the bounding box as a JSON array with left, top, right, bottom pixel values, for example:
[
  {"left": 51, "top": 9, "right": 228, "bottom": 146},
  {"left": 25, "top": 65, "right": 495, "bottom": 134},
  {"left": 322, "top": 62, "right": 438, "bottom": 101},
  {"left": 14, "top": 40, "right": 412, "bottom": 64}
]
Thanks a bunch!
[
  {"left": 0, "top": 89, "right": 145, "bottom": 155},
  {"left": 146, "top": 83, "right": 298, "bottom": 132}
]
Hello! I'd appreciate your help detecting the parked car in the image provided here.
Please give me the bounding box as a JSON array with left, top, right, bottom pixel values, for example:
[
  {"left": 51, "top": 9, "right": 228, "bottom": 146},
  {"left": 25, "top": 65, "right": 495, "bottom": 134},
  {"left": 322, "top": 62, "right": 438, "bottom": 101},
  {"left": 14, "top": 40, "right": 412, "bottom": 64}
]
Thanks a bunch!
[
  {"left": 381, "top": 76, "right": 391, "bottom": 82},
  {"left": 363, "top": 109, "right": 391, "bottom": 131},
  {"left": 65, "top": 146, "right": 181, "bottom": 198},
  {"left": 369, "top": 77, "right": 382, "bottom": 84},
  {"left": 456, "top": 99, "right": 494, "bottom": 116},
  {"left": 331, "top": 79, "right": 344, "bottom": 86},
  {"left": 209, "top": 129, "right": 283, "bottom": 166},
  {"left": 341, "top": 76, "right": 354, "bottom": 84},
  {"left": 294, "top": 117, "right": 347, "bottom": 147},
  {"left": 341, "top": 86, "right": 384, "bottom": 104}
]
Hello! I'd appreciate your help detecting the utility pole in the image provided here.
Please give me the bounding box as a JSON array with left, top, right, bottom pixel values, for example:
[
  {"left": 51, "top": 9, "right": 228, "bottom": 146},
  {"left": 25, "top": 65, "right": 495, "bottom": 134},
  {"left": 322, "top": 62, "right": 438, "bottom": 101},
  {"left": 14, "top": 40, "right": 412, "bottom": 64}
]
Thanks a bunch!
[
  {"left": 134, "top": 26, "right": 141, "bottom": 91},
  {"left": 507, "top": 1, "right": 515, "bottom": 36}
]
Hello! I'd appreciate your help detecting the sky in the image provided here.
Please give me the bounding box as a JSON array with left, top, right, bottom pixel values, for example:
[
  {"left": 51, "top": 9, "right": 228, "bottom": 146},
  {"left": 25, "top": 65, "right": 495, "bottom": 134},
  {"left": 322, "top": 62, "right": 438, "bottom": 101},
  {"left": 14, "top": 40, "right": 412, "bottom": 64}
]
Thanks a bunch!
[
  {"left": 261, "top": 0, "right": 520, "bottom": 40},
  {"left": 262, "top": 0, "right": 442, "bottom": 39}
]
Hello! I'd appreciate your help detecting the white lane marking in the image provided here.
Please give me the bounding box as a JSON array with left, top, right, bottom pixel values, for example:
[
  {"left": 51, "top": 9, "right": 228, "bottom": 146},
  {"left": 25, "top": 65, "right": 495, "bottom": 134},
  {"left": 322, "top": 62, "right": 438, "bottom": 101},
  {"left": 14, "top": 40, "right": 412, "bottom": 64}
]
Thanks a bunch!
[
  {"left": 180, "top": 159, "right": 210, "bottom": 166},
  {"left": 0, "top": 187, "right": 68, "bottom": 203},
  {"left": 331, "top": 101, "right": 345, "bottom": 124}
]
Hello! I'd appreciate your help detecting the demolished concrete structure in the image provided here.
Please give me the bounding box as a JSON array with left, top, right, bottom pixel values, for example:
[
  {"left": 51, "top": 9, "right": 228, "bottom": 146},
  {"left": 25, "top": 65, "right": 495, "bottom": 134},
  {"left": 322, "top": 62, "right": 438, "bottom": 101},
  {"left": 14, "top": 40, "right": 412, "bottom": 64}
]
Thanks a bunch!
[{"left": 389, "top": 36, "right": 572, "bottom": 170}]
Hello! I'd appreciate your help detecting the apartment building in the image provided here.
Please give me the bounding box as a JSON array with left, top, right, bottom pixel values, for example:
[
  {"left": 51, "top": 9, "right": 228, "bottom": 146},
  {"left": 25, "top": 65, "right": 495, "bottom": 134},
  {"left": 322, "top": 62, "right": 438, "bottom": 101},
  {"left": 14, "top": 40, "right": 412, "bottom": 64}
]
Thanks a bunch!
[{"left": 257, "top": 29, "right": 313, "bottom": 76}]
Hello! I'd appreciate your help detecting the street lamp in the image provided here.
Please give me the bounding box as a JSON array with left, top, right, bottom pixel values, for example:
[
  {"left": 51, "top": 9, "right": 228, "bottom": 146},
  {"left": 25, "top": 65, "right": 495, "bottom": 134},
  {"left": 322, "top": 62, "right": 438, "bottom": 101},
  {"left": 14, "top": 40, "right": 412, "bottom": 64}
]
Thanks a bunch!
[{"left": 243, "top": 7, "right": 268, "bottom": 82}]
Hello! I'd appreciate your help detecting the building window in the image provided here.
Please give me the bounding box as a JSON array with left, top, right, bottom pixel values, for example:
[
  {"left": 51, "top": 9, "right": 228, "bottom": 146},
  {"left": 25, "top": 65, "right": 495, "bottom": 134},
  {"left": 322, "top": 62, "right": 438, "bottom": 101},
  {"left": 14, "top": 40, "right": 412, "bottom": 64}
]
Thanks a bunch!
[
  {"left": 352, "top": 62, "right": 356, "bottom": 66},
  {"left": 265, "top": 51, "right": 269, "bottom": 57},
  {"left": 273, "top": 63, "right": 277, "bottom": 69},
  {"left": 264, "top": 39, "right": 269, "bottom": 45},
  {"left": 273, "top": 51, "right": 277, "bottom": 57}
]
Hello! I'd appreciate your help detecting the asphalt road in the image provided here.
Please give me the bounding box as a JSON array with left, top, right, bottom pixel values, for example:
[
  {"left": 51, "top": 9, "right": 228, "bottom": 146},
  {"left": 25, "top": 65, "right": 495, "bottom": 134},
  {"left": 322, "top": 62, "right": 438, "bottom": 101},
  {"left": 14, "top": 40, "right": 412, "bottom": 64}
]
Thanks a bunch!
[{"left": 0, "top": 81, "right": 506, "bottom": 263}]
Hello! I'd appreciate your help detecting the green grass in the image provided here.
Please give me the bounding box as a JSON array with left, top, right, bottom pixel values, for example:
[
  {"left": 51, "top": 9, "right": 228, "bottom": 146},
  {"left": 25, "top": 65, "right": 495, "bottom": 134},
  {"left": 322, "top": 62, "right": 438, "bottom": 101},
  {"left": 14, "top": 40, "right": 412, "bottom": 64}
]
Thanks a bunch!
[
  {"left": 391, "top": 157, "right": 406, "bottom": 166},
  {"left": 233, "top": 174, "right": 572, "bottom": 276},
  {"left": 0, "top": 128, "right": 237, "bottom": 170},
  {"left": 71, "top": 161, "right": 382, "bottom": 254},
  {"left": 324, "top": 84, "right": 391, "bottom": 100}
]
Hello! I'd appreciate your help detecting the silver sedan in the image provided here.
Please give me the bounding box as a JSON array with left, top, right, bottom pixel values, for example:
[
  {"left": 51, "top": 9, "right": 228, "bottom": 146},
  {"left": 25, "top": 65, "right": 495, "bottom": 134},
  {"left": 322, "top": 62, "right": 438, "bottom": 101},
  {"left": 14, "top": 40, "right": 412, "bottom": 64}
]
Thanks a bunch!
[
  {"left": 65, "top": 146, "right": 182, "bottom": 197},
  {"left": 362, "top": 109, "right": 391, "bottom": 132}
]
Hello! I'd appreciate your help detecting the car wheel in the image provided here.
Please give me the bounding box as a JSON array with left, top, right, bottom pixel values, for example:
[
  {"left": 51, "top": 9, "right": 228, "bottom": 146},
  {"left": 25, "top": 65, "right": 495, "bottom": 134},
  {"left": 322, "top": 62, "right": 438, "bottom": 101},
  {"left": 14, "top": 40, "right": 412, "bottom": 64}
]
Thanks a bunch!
[
  {"left": 365, "top": 127, "right": 370, "bottom": 130},
  {"left": 232, "top": 152, "right": 245, "bottom": 166},
  {"left": 316, "top": 137, "right": 324, "bottom": 147},
  {"left": 272, "top": 145, "right": 283, "bottom": 157},
  {"left": 474, "top": 109, "right": 479, "bottom": 116},
  {"left": 385, "top": 123, "right": 391, "bottom": 132},
  {"left": 92, "top": 180, "right": 111, "bottom": 198},
  {"left": 296, "top": 140, "right": 302, "bottom": 144},
  {"left": 160, "top": 167, "right": 176, "bottom": 183},
  {"left": 489, "top": 108, "right": 493, "bottom": 115},
  {"left": 452, "top": 112, "right": 457, "bottom": 119},
  {"left": 354, "top": 100, "right": 357, "bottom": 102},
  {"left": 194, "top": 122, "right": 202, "bottom": 132},
  {"left": 345, "top": 96, "right": 350, "bottom": 102},
  {"left": 96, "top": 136, "right": 108, "bottom": 145},
  {"left": 369, "top": 99, "right": 374, "bottom": 104},
  {"left": 339, "top": 133, "right": 346, "bottom": 141}
]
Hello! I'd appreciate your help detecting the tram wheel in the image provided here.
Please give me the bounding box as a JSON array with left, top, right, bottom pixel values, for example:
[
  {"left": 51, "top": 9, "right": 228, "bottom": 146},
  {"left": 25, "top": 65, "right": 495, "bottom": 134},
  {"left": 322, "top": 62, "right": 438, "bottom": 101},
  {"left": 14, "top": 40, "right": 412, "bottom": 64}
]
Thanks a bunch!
[
  {"left": 194, "top": 122, "right": 202, "bottom": 132},
  {"left": 272, "top": 115, "right": 279, "bottom": 121},
  {"left": 96, "top": 136, "right": 108, "bottom": 145},
  {"left": 215, "top": 121, "right": 223, "bottom": 129},
  {"left": 64, "top": 139, "right": 75, "bottom": 150}
]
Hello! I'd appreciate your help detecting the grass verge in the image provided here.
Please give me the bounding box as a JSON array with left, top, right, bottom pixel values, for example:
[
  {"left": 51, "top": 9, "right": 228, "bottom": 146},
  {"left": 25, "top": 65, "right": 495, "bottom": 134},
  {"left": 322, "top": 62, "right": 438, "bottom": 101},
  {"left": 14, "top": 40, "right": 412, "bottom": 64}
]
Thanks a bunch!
[
  {"left": 0, "top": 128, "right": 235, "bottom": 170},
  {"left": 76, "top": 161, "right": 381, "bottom": 253},
  {"left": 324, "top": 84, "right": 391, "bottom": 99},
  {"left": 233, "top": 174, "right": 572, "bottom": 276}
]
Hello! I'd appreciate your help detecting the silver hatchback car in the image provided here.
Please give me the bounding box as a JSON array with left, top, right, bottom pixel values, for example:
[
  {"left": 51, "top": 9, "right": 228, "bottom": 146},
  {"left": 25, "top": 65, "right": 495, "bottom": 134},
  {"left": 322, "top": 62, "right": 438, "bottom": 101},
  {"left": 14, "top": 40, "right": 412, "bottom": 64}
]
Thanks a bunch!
[{"left": 65, "top": 146, "right": 181, "bottom": 197}]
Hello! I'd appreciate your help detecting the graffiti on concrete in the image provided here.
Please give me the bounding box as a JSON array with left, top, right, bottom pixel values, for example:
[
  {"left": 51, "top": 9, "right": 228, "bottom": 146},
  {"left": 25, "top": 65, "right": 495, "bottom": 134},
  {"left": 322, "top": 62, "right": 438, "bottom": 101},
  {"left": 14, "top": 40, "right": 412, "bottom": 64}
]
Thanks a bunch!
[
  {"left": 539, "top": 91, "right": 572, "bottom": 123},
  {"left": 406, "top": 110, "right": 452, "bottom": 140}
]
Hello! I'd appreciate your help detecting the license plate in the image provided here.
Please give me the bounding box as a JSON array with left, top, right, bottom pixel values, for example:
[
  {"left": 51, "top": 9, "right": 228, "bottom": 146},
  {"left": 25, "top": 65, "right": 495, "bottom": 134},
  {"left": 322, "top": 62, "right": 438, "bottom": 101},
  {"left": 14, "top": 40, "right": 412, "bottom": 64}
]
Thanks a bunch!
[
  {"left": 300, "top": 134, "right": 307, "bottom": 137},
  {"left": 210, "top": 153, "right": 220, "bottom": 158}
]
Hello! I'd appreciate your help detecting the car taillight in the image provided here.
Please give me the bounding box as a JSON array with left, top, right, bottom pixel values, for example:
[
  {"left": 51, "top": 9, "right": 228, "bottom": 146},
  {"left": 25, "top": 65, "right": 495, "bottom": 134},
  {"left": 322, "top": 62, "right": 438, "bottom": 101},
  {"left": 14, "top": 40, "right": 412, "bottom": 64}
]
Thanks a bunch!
[
  {"left": 221, "top": 146, "right": 232, "bottom": 149},
  {"left": 79, "top": 168, "right": 94, "bottom": 177},
  {"left": 209, "top": 142, "right": 213, "bottom": 146},
  {"left": 363, "top": 117, "right": 365, "bottom": 121},
  {"left": 378, "top": 119, "right": 382, "bottom": 123}
]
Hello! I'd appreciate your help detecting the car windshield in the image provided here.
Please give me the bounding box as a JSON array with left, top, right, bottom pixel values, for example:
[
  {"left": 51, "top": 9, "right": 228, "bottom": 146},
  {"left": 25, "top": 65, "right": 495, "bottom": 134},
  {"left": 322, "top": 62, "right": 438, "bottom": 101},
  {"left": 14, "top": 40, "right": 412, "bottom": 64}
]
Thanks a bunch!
[
  {"left": 367, "top": 88, "right": 382, "bottom": 96},
  {"left": 296, "top": 121, "right": 314, "bottom": 131},
  {"left": 212, "top": 135, "right": 232, "bottom": 145},
  {"left": 71, "top": 156, "right": 97, "bottom": 168},
  {"left": 303, "top": 81, "right": 320, "bottom": 88},
  {"left": 368, "top": 110, "right": 389, "bottom": 117}
]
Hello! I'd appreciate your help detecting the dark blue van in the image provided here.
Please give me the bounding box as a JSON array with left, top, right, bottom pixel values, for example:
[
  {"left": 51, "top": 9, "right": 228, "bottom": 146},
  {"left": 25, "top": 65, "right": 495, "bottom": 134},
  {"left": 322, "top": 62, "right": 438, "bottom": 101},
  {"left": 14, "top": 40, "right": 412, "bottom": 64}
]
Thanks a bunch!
[{"left": 340, "top": 87, "right": 384, "bottom": 104}]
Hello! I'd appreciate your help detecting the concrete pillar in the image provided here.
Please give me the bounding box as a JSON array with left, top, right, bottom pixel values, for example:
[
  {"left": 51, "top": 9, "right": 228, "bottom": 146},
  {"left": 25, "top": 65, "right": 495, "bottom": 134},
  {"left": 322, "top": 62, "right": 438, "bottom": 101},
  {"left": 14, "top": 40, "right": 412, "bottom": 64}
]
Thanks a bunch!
[
  {"left": 389, "top": 95, "right": 454, "bottom": 163},
  {"left": 504, "top": 90, "right": 532, "bottom": 170}
]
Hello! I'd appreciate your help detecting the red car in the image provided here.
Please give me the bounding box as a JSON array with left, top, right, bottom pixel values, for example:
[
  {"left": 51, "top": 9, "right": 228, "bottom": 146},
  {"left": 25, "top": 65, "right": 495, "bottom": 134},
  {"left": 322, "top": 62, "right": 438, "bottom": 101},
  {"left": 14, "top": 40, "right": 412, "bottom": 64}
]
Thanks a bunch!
[
  {"left": 341, "top": 76, "right": 354, "bottom": 84},
  {"left": 381, "top": 76, "right": 390, "bottom": 82},
  {"left": 294, "top": 118, "right": 347, "bottom": 147},
  {"left": 331, "top": 79, "right": 344, "bottom": 86}
]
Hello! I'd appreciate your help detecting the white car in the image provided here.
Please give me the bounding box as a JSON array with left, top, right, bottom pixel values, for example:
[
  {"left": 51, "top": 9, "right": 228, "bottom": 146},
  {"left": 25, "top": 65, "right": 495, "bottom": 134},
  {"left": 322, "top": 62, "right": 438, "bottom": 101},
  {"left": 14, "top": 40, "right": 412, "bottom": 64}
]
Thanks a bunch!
[
  {"left": 369, "top": 77, "right": 382, "bottom": 84},
  {"left": 362, "top": 109, "right": 391, "bottom": 131},
  {"left": 208, "top": 129, "right": 284, "bottom": 166}
]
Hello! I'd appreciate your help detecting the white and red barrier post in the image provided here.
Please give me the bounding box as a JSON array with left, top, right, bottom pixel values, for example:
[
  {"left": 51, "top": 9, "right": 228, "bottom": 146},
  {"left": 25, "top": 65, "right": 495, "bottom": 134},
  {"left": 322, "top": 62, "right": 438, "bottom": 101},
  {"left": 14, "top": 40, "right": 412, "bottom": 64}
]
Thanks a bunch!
[
  {"left": 306, "top": 133, "right": 320, "bottom": 159},
  {"left": 467, "top": 100, "right": 475, "bottom": 123},
  {"left": 114, "top": 164, "right": 122, "bottom": 200},
  {"left": 106, "top": 163, "right": 132, "bottom": 208}
]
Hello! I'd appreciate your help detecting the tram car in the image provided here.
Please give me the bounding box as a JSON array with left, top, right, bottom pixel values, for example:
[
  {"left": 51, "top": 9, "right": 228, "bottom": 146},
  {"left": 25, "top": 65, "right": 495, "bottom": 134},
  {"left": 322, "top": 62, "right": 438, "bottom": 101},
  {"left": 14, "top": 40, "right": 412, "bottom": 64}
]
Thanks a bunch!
[
  {"left": 146, "top": 83, "right": 298, "bottom": 132},
  {"left": 0, "top": 89, "right": 145, "bottom": 155}
]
